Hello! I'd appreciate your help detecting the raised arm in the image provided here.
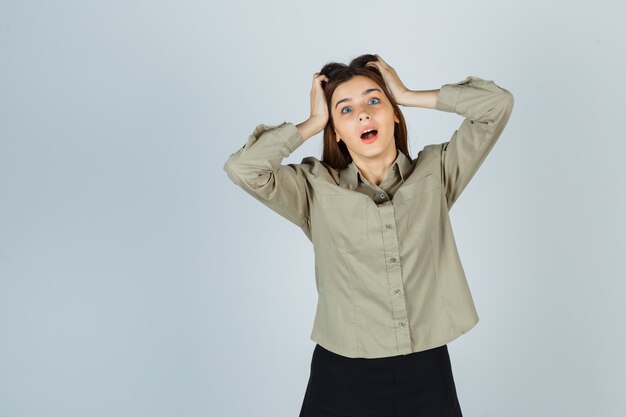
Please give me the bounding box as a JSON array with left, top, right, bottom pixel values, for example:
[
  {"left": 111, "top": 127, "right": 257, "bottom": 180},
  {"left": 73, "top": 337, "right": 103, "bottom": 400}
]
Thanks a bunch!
[
  {"left": 365, "top": 56, "right": 514, "bottom": 209},
  {"left": 222, "top": 73, "right": 329, "bottom": 239},
  {"left": 432, "top": 75, "right": 514, "bottom": 209},
  {"left": 223, "top": 121, "right": 312, "bottom": 234}
]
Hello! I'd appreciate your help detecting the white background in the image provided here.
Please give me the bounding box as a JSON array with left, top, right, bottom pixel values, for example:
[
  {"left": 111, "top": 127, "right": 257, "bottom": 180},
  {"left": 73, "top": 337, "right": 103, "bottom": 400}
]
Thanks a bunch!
[{"left": 1, "top": 1, "right": 625, "bottom": 416}]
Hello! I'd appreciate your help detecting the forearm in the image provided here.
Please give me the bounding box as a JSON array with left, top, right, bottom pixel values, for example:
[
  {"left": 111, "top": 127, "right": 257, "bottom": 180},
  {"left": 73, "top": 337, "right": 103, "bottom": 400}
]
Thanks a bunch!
[
  {"left": 398, "top": 89, "right": 440, "bottom": 109},
  {"left": 296, "top": 117, "right": 326, "bottom": 141},
  {"left": 296, "top": 119, "right": 317, "bottom": 141},
  {"left": 223, "top": 122, "right": 304, "bottom": 185}
]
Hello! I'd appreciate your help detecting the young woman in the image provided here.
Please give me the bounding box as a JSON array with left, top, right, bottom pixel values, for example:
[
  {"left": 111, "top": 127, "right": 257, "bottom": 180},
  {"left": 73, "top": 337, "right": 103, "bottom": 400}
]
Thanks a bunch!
[{"left": 224, "top": 54, "right": 514, "bottom": 417}]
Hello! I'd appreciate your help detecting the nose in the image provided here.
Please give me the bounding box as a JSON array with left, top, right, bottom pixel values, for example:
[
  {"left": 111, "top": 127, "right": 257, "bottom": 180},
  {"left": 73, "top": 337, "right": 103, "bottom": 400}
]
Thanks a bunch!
[{"left": 358, "top": 110, "right": 371, "bottom": 121}]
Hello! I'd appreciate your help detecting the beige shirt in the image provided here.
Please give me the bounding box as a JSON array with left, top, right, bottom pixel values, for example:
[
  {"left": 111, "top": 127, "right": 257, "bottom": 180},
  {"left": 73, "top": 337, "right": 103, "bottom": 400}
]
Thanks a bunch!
[{"left": 223, "top": 75, "right": 514, "bottom": 358}]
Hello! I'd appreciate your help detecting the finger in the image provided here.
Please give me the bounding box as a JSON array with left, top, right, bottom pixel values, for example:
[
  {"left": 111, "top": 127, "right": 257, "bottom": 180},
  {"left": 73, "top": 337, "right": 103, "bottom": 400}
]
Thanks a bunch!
[
  {"left": 374, "top": 54, "right": 390, "bottom": 67},
  {"left": 314, "top": 78, "right": 328, "bottom": 90},
  {"left": 312, "top": 74, "right": 327, "bottom": 87}
]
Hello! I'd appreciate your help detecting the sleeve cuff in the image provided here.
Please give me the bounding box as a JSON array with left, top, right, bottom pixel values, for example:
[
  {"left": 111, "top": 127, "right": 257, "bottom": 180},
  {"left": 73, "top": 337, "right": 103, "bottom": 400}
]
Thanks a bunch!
[
  {"left": 435, "top": 75, "right": 476, "bottom": 113},
  {"left": 253, "top": 121, "right": 305, "bottom": 153}
]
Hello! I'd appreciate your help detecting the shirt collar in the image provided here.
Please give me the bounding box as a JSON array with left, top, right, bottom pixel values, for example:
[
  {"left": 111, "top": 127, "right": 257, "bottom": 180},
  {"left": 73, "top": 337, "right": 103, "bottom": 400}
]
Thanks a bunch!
[{"left": 339, "top": 149, "right": 412, "bottom": 190}]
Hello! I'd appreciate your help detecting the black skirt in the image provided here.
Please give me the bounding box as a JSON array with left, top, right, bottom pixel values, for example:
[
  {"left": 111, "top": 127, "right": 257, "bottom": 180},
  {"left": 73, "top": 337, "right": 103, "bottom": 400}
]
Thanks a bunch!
[{"left": 298, "top": 343, "right": 463, "bottom": 417}]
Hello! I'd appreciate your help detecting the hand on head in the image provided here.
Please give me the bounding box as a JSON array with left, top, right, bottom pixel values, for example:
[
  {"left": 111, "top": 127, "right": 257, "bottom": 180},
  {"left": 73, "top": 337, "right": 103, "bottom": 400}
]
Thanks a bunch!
[
  {"left": 308, "top": 72, "right": 330, "bottom": 132},
  {"left": 365, "top": 54, "right": 410, "bottom": 105}
]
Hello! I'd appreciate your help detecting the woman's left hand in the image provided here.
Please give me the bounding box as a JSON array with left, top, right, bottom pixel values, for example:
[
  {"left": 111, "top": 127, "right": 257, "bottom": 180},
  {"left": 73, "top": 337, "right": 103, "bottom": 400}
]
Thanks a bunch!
[{"left": 366, "top": 55, "right": 411, "bottom": 106}]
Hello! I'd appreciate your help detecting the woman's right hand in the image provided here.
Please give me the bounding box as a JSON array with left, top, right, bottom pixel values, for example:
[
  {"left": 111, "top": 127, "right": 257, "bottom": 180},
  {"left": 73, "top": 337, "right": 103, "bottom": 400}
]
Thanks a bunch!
[
  {"left": 308, "top": 72, "right": 329, "bottom": 133},
  {"left": 296, "top": 72, "right": 330, "bottom": 141}
]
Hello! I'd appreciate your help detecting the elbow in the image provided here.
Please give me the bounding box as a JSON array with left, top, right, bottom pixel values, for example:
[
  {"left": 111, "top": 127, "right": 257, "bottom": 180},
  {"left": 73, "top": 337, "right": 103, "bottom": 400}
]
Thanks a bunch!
[
  {"left": 476, "top": 89, "right": 514, "bottom": 126},
  {"left": 223, "top": 157, "right": 271, "bottom": 190},
  {"left": 492, "top": 89, "right": 514, "bottom": 122},
  {"left": 223, "top": 156, "right": 243, "bottom": 186},
  {"left": 223, "top": 157, "right": 234, "bottom": 175},
  {"left": 496, "top": 90, "right": 515, "bottom": 131},
  {"left": 499, "top": 88, "right": 515, "bottom": 113},
  {"left": 504, "top": 90, "right": 514, "bottom": 109}
]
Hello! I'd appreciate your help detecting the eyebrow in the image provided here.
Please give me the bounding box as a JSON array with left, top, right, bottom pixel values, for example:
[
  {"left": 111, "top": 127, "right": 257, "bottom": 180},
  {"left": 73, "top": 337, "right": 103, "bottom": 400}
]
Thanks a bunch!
[{"left": 334, "top": 88, "right": 382, "bottom": 110}]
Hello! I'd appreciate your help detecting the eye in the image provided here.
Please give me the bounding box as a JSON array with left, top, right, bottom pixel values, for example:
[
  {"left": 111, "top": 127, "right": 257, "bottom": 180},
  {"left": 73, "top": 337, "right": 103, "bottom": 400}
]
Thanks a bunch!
[{"left": 340, "top": 97, "right": 381, "bottom": 114}]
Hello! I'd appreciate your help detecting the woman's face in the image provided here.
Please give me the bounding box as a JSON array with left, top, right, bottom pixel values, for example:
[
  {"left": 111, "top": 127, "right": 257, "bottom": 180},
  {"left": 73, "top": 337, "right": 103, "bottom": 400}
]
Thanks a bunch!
[{"left": 330, "top": 75, "right": 399, "bottom": 164}]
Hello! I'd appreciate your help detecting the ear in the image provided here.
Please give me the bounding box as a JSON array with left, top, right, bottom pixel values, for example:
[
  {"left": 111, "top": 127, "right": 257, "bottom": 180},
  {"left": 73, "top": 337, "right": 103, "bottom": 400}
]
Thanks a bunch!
[
  {"left": 394, "top": 114, "right": 400, "bottom": 124},
  {"left": 334, "top": 129, "right": 341, "bottom": 142}
]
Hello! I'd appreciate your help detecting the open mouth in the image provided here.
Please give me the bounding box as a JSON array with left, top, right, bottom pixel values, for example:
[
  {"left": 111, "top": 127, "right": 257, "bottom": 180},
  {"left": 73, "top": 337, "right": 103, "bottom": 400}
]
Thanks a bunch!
[{"left": 360, "top": 129, "right": 378, "bottom": 141}]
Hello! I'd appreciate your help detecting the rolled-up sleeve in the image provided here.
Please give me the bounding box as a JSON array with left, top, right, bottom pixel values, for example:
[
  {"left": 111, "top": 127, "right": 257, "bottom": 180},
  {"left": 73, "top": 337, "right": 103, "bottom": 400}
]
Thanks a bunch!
[
  {"left": 434, "top": 75, "right": 514, "bottom": 209},
  {"left": 223, "top": 121, "right": 312, "bottom": 237}
]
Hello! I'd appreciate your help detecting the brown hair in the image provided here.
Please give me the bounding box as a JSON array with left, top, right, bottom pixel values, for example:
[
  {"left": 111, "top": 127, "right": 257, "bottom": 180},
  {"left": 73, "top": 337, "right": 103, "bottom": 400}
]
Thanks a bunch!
[{"left": 319, "top": 54, "right": 412, "bottom": 170}]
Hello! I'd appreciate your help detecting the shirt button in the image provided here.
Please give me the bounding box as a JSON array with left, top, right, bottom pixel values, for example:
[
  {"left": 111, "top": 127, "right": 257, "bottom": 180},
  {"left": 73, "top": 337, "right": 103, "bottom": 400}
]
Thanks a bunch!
[
  {"left": 379, "top": 193, "right": 385, "bottom": 199},
  {"left": 385, "top": 224, "right": 393, "bottom": 229},
  {"left": 399, "top": 321, "right": 405, "bottom": 327},
  {"left": 390, "top": 257, "right": 396, "bottom": 263},
  {"left": 394, "top": 289, "right": 401, "bottom": 295}
]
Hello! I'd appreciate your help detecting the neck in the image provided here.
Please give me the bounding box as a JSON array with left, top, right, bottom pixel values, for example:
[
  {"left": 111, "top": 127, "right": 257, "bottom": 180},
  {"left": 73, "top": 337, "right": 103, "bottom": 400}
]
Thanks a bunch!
[{"left": 353, "top": 148, "right": 398, "bottom": 187}]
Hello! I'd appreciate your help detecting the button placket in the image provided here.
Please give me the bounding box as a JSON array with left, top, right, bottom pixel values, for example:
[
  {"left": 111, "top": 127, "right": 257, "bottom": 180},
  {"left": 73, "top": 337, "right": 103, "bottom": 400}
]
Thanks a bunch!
[{"left": 378, "top": 201, "right": 411, "bottom": 354}]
